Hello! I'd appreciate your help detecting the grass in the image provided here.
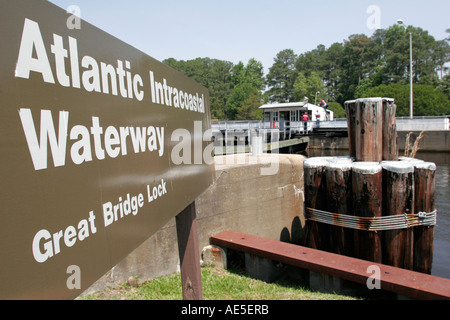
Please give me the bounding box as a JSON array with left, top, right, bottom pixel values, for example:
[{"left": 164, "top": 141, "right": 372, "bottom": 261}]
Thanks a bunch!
[{"left": 80, "top": 266, "right": 359, "bottom": 300}]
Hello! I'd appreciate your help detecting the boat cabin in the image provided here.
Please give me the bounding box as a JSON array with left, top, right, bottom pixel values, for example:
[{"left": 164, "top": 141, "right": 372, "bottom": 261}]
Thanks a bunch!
[{"left": 259, "top": 102, "right": 334, "bottom": 136}]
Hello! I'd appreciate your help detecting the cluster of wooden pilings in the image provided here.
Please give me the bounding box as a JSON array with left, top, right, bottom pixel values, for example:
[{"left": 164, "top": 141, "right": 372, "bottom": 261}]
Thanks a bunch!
[{"left": 304, "top": 98, "right": 436, "bottom": 274}]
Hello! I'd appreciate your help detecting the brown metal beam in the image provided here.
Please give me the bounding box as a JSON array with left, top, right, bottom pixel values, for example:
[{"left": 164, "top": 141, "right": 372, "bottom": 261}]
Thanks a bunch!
[
  {"left": 176, "top": 202, "right": 203, "bottom": 300},
  {"left": 211, "top": 230, "right": 450, "bottom": 300}
]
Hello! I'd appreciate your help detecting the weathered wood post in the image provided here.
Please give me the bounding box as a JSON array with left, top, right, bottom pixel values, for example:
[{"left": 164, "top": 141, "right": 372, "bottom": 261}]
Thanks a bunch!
[
  {"left": 382, "top": 99, "right": 398, "bottom": 161},
  {"left": 304, "top": 157, "right": 329, "bottom": 251},
  {"left": 354, "top": 98, "right": 383, "bottom": 162},
  {"left": 325, "top": 158, "right": 354, "bottom": 256},
  {"left": 341, "top": 97, "right": 437, "bottom": 273},
  {"left": 352, "top": 162, "right": 383, "bottom": 263},
  {"left": 413, "top": 162, "right": 436, "bottom": 274},
  {"left": 176, "top": 202, "right": 203, "bottom": 300},
  {"left": 381, "top": 161, "right": 415, "bottom": 270},
  {"left": 345, "top": 100, "right": 357, "bottom": 159}
]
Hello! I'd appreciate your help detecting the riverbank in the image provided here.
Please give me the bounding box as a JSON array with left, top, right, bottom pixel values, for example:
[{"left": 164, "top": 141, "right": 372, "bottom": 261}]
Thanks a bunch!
[{"left": 80, "top": 266, "right": 359, "bottom": 300}]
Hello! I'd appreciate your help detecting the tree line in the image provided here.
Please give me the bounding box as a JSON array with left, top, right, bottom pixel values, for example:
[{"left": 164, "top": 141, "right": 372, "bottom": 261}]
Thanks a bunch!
[{"left": 164, "top": 24, "right": 450, "bottom": 120}]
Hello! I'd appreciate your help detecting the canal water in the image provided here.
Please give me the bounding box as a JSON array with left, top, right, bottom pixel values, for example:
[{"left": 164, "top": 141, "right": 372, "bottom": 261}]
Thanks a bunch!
[{"left": 305, "top": 150, "right": 450, "bottom": 279}]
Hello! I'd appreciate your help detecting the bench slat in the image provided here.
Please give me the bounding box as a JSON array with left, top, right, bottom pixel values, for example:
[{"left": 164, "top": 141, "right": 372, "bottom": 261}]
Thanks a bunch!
[{"left": 210, "top": 230, "right": 450, "bottom": 300}]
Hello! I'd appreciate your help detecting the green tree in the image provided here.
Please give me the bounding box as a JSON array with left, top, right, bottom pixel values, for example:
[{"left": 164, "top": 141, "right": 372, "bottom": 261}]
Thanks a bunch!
[
  {"left": 352, "top": 25, "right": 449, "bottom": 103},
  {"left": 293, "top": 71, "right": 325, "bottom": 103},
  {"left": 235, "top": 90, "right": 263, "bottom": 120},
  {"left": 206, "top": 59, "right": 234, "bottom": 119},
  {"left": 225, "top": 59, "right": 265, "bottom": 119},
  {"left": 165, "top": 23, "right": 450, "bottom": 120},
  {"left": 434, "top": 40, "right": 450, "bottom": 78},
  {"left": 266, "top": 49, "right": 298, "bottom": 103},
  {"left": 321, "top": 43, "right": 345, "bottom": 103},
  {"left": 292, "top": 72, "right": 307, "bottom": 102},
  {"left": 164, "top": 57, "right": 234, "bottom": 119},
  {"left": 340, "top": 34, "right": 373, "bottom": 103},
  {"left": 438, "top": 74, "right": 450, "bottom": 99},
  {"left": 361, "top": 83, "right": 450, "bottom": 116},
  {"left": 295, "top": 44, "right": 327, "bottom": 78},
  {"left": 242, "top": 58, "right": 266, "bottom": 90},
  {"left": 374, "top": 25, "right": 448, "bottom": 85},
  {"left": 327, "top": 102, "right": 346, "bottom": 118}
]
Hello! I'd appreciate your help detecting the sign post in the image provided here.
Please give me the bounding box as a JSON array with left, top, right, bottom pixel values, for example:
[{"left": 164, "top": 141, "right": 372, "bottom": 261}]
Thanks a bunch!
[
  {"left": 0, "top": 0, "right": 214, "bottom": 299},
  {"left": 176, "top": 202, "right": 203, "bottom": 300}
]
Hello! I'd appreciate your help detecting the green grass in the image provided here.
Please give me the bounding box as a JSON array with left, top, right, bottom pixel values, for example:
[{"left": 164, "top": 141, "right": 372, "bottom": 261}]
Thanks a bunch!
[{"left": 81, "top": 266, "right": 359, "bottom": 300}]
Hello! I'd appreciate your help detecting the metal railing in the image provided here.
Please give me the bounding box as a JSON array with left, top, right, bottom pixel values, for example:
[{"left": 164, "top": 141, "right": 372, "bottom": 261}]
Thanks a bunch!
[{"left": 212, "top": 116, "right": 450, "bottom": 133}]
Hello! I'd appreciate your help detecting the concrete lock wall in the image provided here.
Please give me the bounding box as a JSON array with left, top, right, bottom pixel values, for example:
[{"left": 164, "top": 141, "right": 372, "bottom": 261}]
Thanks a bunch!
[
  {"left": 309, "top": 130, "right": 450, "bottom": 153},
  {"left": 83, "top": 153, "right": 306, "bottom": 295}
]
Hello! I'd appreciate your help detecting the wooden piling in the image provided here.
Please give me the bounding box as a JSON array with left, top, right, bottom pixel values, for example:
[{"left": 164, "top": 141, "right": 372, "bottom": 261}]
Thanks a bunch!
[
  {"left": 381, "top": 161, "right": 415, "bottom": 270},
  {"left": 329, "top": 97, "right": 438, "bottom": 273},
  {"left": 344, "top": 100, "right": 357, "bottom": 159},
  {"left": 413, "top": 162, "right": 436, "bottom": 274},
  {"left": 325, "top": 160, "right": 354, "bottom": 257},
  {"left": 382, "top": 99, "right": 398, "bottom": 161},
  {"left": 354, "top": 98, "right": 383, "bottom": 162},
  {"left": 352, "top": 162, "right": 383, "bottom": 263},
  {"left": 304, "top": 157, "right": 329, "bottom": 252}
]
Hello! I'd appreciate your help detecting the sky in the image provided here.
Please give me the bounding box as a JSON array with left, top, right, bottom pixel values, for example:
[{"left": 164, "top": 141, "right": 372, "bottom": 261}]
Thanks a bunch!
[{"left": 48, "top": 0, "right": 450, "bottom": 74}]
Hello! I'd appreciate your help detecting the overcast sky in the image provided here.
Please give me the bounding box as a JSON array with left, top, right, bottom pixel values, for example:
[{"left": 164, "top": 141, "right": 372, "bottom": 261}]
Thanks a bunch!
[{"left": 48, "top": 0, "right": 450, "bottom": 73}]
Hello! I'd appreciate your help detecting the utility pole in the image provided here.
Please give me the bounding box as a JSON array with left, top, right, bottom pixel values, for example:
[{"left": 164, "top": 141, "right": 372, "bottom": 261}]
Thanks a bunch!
[{"left": 398, "top": 19, "right": 414, "bottom": 119}]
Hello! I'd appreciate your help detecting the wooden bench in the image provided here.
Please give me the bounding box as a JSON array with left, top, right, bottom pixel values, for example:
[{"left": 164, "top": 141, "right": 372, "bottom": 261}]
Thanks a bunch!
[{"left": 210, "top": 230, "right": 450, "bottom": 300}]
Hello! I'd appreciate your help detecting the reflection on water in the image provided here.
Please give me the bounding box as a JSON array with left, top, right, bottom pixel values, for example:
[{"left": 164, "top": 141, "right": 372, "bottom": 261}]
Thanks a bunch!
[
  {"left": 305, "top": 149, "right": 450, "bottom": 279},
  {"left": 424, "top": 152, "right": 450, "bottom": 279}
]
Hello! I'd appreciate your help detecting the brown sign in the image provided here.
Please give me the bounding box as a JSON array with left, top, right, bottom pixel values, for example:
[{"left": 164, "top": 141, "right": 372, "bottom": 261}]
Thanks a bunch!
[{"left": 0, "top": 0, "right": 214, "bottom": 299}]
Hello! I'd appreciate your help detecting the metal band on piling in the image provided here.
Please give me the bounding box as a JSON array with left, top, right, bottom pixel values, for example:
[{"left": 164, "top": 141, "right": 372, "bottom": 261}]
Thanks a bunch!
[{"left": 305, "top": 207, "right": 437, "bottom": 231}]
